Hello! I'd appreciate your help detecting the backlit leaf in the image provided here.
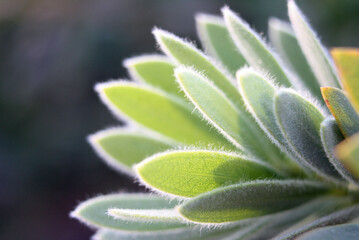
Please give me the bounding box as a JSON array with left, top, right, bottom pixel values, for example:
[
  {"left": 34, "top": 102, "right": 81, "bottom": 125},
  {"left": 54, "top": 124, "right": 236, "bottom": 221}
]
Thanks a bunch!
[
  {"left": 178, "top": 180, "right": 328, "bottom": 223},
  {"left": 321, "top": 87, "right": 359, "bottom": 137},
  {"left": 153, "top": 28, "right": 243, "bottom": 107},
  {"left": 96, "top": 81, "right": 231, "bottom": 148},
  {"left": 88, "top": 128, "right": 173, "bottom": 175},
  {"left": 331, "top": 48, "right": 359, "bottom": 114},
  {"left": 196, "top": 14, "right": 247, "bottom": 75},
  {"left": 288, "top": 0, "right": 341, "bottom": 88},
  {"left": 222, "top": 7, "right": 292, "bottom": 87},
  {"left": 136, "top": 150, "right": 281, "bottom": 198},
  {"left": 123, "top": 55, "right": 181, "bottom": 96}
]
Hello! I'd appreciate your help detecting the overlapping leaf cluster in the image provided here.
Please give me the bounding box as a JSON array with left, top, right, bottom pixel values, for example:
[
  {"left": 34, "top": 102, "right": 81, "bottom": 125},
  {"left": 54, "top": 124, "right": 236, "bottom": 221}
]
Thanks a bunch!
[{"left": 71, "top": 1, "right": 359, "bottom": 239}]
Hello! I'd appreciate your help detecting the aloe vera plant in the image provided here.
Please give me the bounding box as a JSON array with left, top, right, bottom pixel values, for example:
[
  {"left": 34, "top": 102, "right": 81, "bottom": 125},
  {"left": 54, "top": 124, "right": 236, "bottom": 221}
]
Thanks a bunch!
[{"left": 71, "top": 1, "right": 359, "bottom": 239}]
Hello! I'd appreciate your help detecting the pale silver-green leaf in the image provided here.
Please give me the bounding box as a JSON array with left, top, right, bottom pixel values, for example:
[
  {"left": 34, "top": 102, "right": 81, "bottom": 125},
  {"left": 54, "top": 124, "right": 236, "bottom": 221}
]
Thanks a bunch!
[
  {"left": 288, "top": 0, "right": 341, "bottom": 88},
  {"left": 196, "top": 14, "right": 247, "bottom": 75},
  {"left": 176, "top": 67, "right": 294, "bottom": 173},
  {"left": 268, "top": 18, "right": 321, "bottom": 100},
  {"left": 274, "top": 204, "right": 359, "bottom": 240},
  {"left": 153, "top": 28, "right": 243, "bottom": 107},
  {"left": 222, "top": 7, "right": 292, "bottom": 87},
  {"left": 178, "top": 180, "right": 328, "bottom": 223},
  {"left": 320, "top": 117, "right": 359, "bottom": 184},
  {"left": 70, "top": 194, "right": 184, "bottom": 231},
  {"left": 274, "top": 89, "right": 341, "bottom": 181},
  {"left": 297, "top": 224, "right": 359, "bottom": 240}
]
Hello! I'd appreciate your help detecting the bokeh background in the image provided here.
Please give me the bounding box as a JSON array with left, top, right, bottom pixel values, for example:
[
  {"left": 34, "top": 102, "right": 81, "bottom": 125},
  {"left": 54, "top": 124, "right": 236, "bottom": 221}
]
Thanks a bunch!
[{"left": 1, "top": 0, "right": 358, "bottom": 239}]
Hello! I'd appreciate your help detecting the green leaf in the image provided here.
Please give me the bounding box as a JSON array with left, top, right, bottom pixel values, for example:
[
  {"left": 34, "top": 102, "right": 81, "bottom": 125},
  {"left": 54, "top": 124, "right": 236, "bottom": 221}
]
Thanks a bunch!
[
  {"left": 70, "top": 194, "right": 184, "bottom": 231},
  {"left": 135, "top": 150, "right": 281, "bottom": 198},
  {"left": 248, "top": 196, "right": 349, "bottom": 240},
  {"left": 297, "top": 224, "right": 359, "bottom": 240},
  {"left": 96, "top": 81, "right": 230, "bottom": 148},
  {"left": 268, "top": 18, "right": 322, "bottom": 100},
  {"left": 274, "top": 89, "right": 341, "bottom": 181},
  {"left": 196, "top": 14, "right": 247, "bottom": 75},
  {"left": 123, "top": 55, "right": 181, "bottom": 97},
  {"left": 178, "top": 180, "right": 328, "bottom": 223},
  {"left": 88, "top": 128, "right": 173, "bottom": 175},
  {"left": 176, "top": 67, "right": 293, "bottom": 172},
  {"left": 332, "top": 48, "right": 359, "bottom": 114},
  {"left": 93, "top": 221, "right": 250, "bottom": 240},
  {"left": 320, "top": 117, "right": 359, "bottom": 184},
  {"left": 222, "top": 7, "right": 292, "bottom": 87},
  {"left": 275, "top": 204, "right": 359, "bottom": 240},
  {"left": 336, "top": 133, "right": 359, "bottom": 179},
  {"left": 107, "top": 208, "right": 182, "bottom": 223},
  {"left": 237, "top": 68, "right": 306, "bottom": 175},
  {"left": 288, "top": 0, "right": 341, "bottom": 88},
  {"left": 321, "top": 87, "right": 359, "bottom": 137},
  {"left": 153, "top": 28, "right": 243, "bottom": 107}
]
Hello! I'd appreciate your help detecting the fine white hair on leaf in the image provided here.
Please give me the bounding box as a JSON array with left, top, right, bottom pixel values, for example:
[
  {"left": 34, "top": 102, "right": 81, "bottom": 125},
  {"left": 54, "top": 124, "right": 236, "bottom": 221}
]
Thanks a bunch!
[
  {"left": 70, "top": 193, "right": 167, "bottom": 230},
  {"left": 87, "top": 126, "right": 179, "bottom": 176},
  {"left": 174, "top": 66, "right": 244, "bottom": 150},
  {"left": 107, "top": 208, "right": 184, "bottom": 223},
  {"left": 123, "top": 54, "right": 174, "bottom": 83},
  {"left": 152, "top": 27, "right": 237, "bottom": 87},
  {"left": 287, "top": 0, "right": 341, "bottom": 89},
  {"left": 94, "top": 79, "right": 194, "bottom": 141},
  {"left": 221, "top": 6, "right": 303, "bottom": 90}
]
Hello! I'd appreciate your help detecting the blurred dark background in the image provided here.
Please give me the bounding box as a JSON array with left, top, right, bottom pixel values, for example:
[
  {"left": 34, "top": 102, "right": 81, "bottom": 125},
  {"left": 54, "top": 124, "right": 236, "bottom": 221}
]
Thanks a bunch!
[{"left": 0, "top": 0, "right": 358, "bottom": 239}]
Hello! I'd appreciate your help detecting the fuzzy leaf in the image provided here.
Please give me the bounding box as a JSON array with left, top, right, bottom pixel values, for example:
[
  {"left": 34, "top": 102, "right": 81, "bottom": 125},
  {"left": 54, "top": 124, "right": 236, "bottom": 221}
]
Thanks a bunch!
[
  {"left": 107, "top": 208, "right": 182, "bottom": 223},
  {"left": 320, "top": 117, "right": 359, "bottom": 184},
  {"left": 196, "top": 14, "right": 247, "bottom": 75},
  {"left": 153, "top": 28, "right": 243, "bottom": 107},
  {"left": 222, "top": 7, "right": 292, "bottom": 87},
  {"left": 246, "top": 196, "right": 348, "bottom": 240},
  {"left": 70, "top": 194, "right": 184, "bottom": 231},
  {"left": 274, "top": 89, "right": 341, "bottom": 180},
  {"left": 336, "top": 133, "right": 359, "bottom": 179},
  {"left": 288, "top": 0, "right": 340, "bottom": 88},
  {"left": 93, "top": 221, "right": 248, "bottom": 240},
  {"left": 96, "top": 81, "right": 230, "bottom": 148},
  {"left": 297, "top": 224, "right": 359, "bottom": 240},
  {"left": 123, "top": 55, "right": 181, "bottom": 96},
  {"left": 268, "top": 18, "right": 321, "bottom": 100},
  {"left": 332, "top": 48, "right": 359, "bottom": 113},
  {"left": 136, "top": 150, "right": 281, "bottom": 198},
  {"left": 176, "top": 67, "right": 293, "bottom": 172},
  {"left": 178, "top": 180, "right": 328, "bottom": 223},
  {"left": 88, "top": 128, "right": 173, "bottom": 175},
  {"left": 237, "top": 69, "right": 306, "bottom": 175},
  {"left": 321, "top": 87, "right": 359, "bottom": 137},
  {"left": 274, "top": 204, "right": 359, "bottom": 240}
]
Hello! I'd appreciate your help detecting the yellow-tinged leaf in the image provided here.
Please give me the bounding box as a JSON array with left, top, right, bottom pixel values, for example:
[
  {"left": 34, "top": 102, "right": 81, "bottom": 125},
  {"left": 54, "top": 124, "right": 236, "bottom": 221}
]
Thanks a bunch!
[
  {"left": 336, "top": 133, "right": 359, "bottom": 179},
  {"left": 331, "top": 48, "right": 359, "bottom": 114}
]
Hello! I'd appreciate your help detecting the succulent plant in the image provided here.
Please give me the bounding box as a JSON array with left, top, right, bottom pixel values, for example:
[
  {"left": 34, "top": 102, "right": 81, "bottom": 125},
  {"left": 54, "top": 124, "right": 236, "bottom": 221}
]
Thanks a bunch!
[{"left": 71, "top": 1, "right": 359, "bottom": 239}]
